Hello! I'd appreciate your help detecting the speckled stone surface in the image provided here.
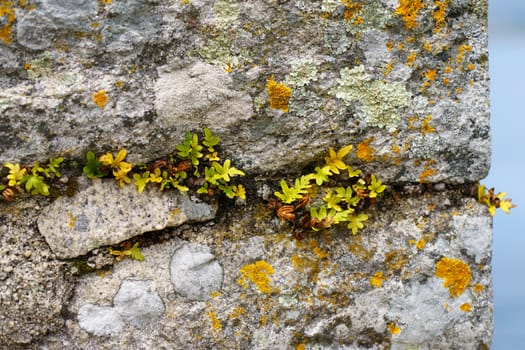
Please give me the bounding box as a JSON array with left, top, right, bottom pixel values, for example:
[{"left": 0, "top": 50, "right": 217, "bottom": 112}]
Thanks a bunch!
[
  {"left": 37, "top": 179, "right": 217, "bottom": 258},
  {"left": 0, "top": 0, "right": 493, "bottom": 349},
  {"left": 0, "top": 0, "right": 489, "bottom": 183},
  {"left": 60, "top": 188, "right": 493, "bottom": 349}
]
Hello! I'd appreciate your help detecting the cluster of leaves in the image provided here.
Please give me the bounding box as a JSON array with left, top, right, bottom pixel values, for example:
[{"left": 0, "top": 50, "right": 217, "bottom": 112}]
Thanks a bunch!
[
  {"left": 108, "top": 242, "right": 144, "bottom": 262},
  {"left": 82, "top": 128, "right": 246, "bottom": 199},
  {"left": 272, "top": 145, "right": 386, "bottom": 235},
  {"left": 477, "top": 184, "right": 516, "bottom": 216},
  {"left": 0, "top": 158, "right": 64, "bottom": 201}
]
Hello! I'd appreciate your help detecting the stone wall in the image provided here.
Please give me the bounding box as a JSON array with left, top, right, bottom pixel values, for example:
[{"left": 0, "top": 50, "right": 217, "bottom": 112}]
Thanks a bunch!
[{"left": 0, "top": 0, "right": 492, "bottom": 349}]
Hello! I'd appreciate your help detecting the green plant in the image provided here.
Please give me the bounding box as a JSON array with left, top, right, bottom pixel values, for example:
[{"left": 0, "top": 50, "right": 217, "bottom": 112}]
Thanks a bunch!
[
  {"left": 81, "top": 128, "right": 246, "bottom": 201},
  {"left": 1, "top": 158, "right": 64, "bottom": 201},
  {"left": 477, "top": 184, "right": 516, "bottom": 216},
  {"left": 109, "top": 242, "right": 144, "bottom": 262},
  {"left": 272, "top": 145, "right": 385, "bottom": 235}
]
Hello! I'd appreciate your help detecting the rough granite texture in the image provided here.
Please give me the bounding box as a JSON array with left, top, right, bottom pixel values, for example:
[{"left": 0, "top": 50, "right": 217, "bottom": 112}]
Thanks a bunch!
[
  {"left": 0, "top": 0, "right": 493, "bottom": 349},
  {"left": 37, "top": 178, "right": 217, "bottom": 258}
]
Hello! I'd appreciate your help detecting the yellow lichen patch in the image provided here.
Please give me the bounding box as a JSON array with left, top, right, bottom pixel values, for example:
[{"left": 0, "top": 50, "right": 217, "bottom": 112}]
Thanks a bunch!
[
  {"left": 0, "top": 0, "right": 16, "bottom": 44},
  {"left": 473, "top": 283, "right": 485, "bottom": 294},
  {"left": 421, "top": 115, "right": 436, "bottom": 135},
  {"left": 433, "top": 0, "right": 450, "bottom": 33},
  {"left": 419, "top": 166, "right": 436, "bottom": 184},
  {"left": 229, "top": 306, "right": 246, "bottom": 320},
  {"left": 406, "top": 51, "right": 417, "bottom": 67},
  {"left": 238, "top": 260, "right": 274, "bottom": 295},
  {"left": 385, "top": 249, "right": 409, "bottom": 270},
  {"left": 388, "top": 321, "right": 401, "bottom": 335},
  {"left": 313, "top": 246, "right": 328, "bottom": 259},
  {"left": 296, "top": 344, "right": 306, "bottom": 350},
  {"left": 370, "top": 271, "right": 384, "bottom": 288},
  {"left": 386, "top": 41, "right": 394, "bottom": 51},
  {"left": 208, "top": 310, "right": 222, "bottom": 331},
  {"left": 435, "top": 257, "right": 472, "bottom": 297},
  {"left": 468, "top": 63, "right": 475, "bottom": 71},
  {"left": 395, "top": 0, "right": 425, "bottom": 30},
  {"left": 416, "top": 238, "right": 426, "bottom": 250},
  {"left": 93, "top": 89, "right": 109, "bottom": 108},
  {"left": 460, "top": 302, "right": 472, "bottom": 312},
  {"left": 456, "top": 44, "right": 472, "bottom": 63},
  {"left": 356, "top": 138, "right": 375, "bottom": 162},
  {"left": 267, "top": 76, "right": 291, "bottom": 112},
  {"left": 424, "top": 41, "right": 433, "bottom": 52},
  {"left": 67, "top": 212, "right": 76, "bottom": 228},
  {"left": 209, "top": 291, "right": 221, "bottom": 299},
  {"left": 101, "top": 0, "right": 112, "bottom": 4},
  {"left": 341, "top": 0, "right": 363, "bottom": 25},
  {"left": 424, "top": 69, "right": 437, "bottom": 81}
]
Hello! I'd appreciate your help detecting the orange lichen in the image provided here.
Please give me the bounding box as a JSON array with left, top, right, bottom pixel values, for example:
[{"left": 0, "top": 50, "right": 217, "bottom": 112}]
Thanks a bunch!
[
  {"left": 341, "top": 0, "right": 363, "bottom": 25},
  {"left": 101, "top": 0, "right": 112, "bottom": 4},
  {"left": 416, "top": 238, "right": 426, "bottom": 250},
  {"left": 424, "top": 69, "right": 437, "bottom": 81},
  {"left": 406, "top": 51, "right": 417, "bottom": 67},
  {"left": 267, "top": 76, "right": 291, "bottom": 112},
  {"left": 456, "top": 44, "right": 472, "bottom": 63},
  {"left": 68, "top": 212, "right": 76, "bottom": 228},
  {"left": 370, "top": 271, "right": 384, "bottom": 288},
  {"left": 473, "top": 283, "right": 485, "bottom": 294},
  {"left": 419, "top": 165, "right": 436, "bottom": 184},
  {"left": 208, "top": 310, "right": 222, "bottom": 331},
  {"left": 0, "top": 0, "right": 16, "bottom": 44},
  {"left": 296, "top": 344, "right": 306, "bottom": 350},
  {"left": 460, "top": 302, "right": 472, "bottom": 312},
  {"left": 93, "top": 89, "right": 109, "bottom": 108},
  {"left": 313, "top": 247, "right": 328, "bottom": 259},
  {"left": 433, "top": 0, "right": 450, "bottom": 33},
  {"left": 383, "top": 62, "right": 394, "bottom": 76},
  {"left": 356, "top": 138, "right": 375, "bottom": 162},
  {"left": 435, "top": 257, "right": 472, "bottom": 297},
  {"left": 386, "top": 41, "right": 394, "bottom": 51},
  {"left": 467, "top": 63, "right": 475, "bottom": 71},
  {"left": 229, "top": 306, "right": 246, "bottom": 320},
  {"left": 395, "top": 0, "right": 425, "bottom": 30},
  {"left": 388, "top": 322, "right": 401, "bottom": 335},
  {"left": 421, "top": 115, "right": 436, "bottom": 134},
  {"left": 237, "top": 260, "right": 274, "bottom": 295}
]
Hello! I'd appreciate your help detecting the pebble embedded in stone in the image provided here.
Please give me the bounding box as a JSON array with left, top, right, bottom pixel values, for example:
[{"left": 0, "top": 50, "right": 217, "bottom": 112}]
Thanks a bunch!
[{"left": 170, "top": 243, "right": 223, "bottom": 301}]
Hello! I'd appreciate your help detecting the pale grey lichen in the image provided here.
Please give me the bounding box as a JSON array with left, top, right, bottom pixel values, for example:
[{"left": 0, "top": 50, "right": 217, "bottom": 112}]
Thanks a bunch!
[
  {"left": 331, "top": 65, "right": 412, "bottom": 132},
  {"left": 213, "top": 0, "right": 240, "bottom": 28},
  {"left": 285, "top": 59, "right": 318, "bottom": 87},
  {"left": 321, "top": 0, "right": 339, "bottom": 14}
]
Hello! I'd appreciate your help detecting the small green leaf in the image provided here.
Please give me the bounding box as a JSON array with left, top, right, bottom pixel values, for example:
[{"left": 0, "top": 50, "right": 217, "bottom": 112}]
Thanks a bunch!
[
  {"left": 45, "top": 157, "right": 64, "bottom": 177},
  {"left": 83, "top": 151, "right": 104, "bottom": 179},
  {"left": 22, "top": 174, "right": 50, "bottom": 196},
  {"left": 129, "top": 242, "right": 144, "bottom": 261},
  {"left": 203, "top": 127, "right": 220, "bottom": 151},
  {"left": 133, "top": 172, "right": 150, "bottom": 193}
]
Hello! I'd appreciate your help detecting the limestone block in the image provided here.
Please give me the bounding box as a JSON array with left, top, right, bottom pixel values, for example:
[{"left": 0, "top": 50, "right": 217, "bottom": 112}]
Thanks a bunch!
[
  {"left": 37, "top": 179, "right": 217, "bottom": 258},
  {"left": 0, "top": 0, "right": 489, "bottom": 183}
]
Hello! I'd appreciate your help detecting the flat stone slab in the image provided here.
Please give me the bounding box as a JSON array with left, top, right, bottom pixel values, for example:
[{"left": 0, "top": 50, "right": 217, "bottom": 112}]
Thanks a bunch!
[{"left": 37, "top": 179, "right": 217, "bottom": 259}]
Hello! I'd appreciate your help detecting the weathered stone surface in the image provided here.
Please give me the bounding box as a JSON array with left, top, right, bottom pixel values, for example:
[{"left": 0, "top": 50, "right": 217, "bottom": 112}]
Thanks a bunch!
[
  {"left": 0, "top": 0, "right": 489, "bottom": 183},
  {"left": 170, "top": 243, "right": 223, "bottom": 301},
  {"left": 57, "top": 189, "right": 492, "bottom": 349},
  {"left": 78, "top": 279, "right": 164, "bottom": 336},
  {"left": 0, "top": 0, "right": 493, "bottom": 349},
  {"left": 0, "top": 199, "right": 74, "bottom": 348},
  {"left": 37, "top": 178, "right": 217, "bottom": 258}
]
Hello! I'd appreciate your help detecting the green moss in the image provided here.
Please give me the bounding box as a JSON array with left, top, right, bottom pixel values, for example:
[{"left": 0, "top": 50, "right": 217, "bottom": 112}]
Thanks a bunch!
[{"left": 331, "top": 65, "right": 411, "bottom": 132}]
